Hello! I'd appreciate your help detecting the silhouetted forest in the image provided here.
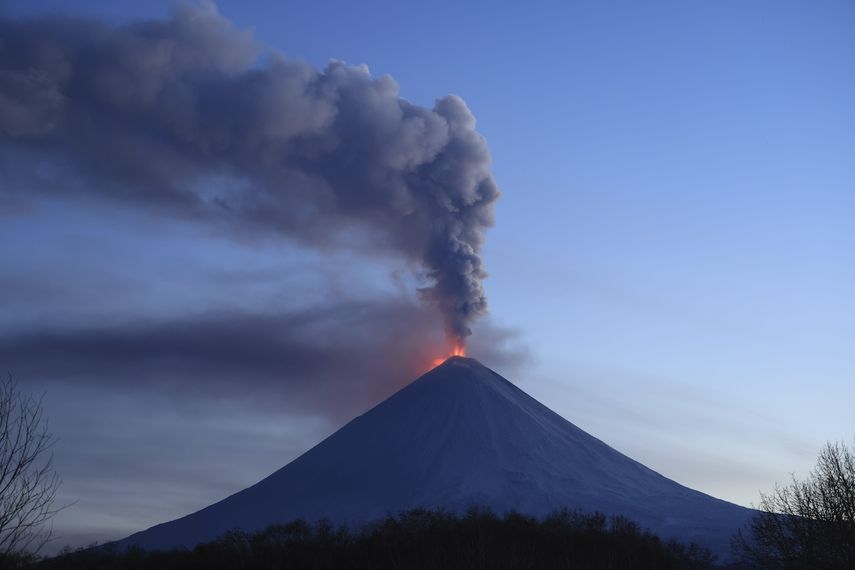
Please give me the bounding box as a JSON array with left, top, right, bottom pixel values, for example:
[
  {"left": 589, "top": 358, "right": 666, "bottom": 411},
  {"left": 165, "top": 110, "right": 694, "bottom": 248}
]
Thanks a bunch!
[{"left": 34, "top": 508, "right": 718, "bottom": 570}]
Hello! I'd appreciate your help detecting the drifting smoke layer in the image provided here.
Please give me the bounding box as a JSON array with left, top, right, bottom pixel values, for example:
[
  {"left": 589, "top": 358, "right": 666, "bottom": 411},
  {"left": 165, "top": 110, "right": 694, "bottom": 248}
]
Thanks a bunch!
[
  {"left": 0, "top": 2, "right": 499, "bottom": 343},
  {"left": 0, "top": 298, "right": 528, "bottom": 420}
]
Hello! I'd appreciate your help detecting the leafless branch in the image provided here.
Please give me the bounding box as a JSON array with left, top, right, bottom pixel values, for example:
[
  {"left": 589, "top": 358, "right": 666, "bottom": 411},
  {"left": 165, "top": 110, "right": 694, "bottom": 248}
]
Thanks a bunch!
[{"left": 0, "top": 375, "right": 65, "bottom": 560}]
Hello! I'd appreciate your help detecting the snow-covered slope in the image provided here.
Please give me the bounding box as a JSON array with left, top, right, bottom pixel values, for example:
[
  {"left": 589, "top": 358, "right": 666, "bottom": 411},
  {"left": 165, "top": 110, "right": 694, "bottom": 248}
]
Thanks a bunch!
[{"left": 116, "top": 357, "right": 752, "bottom": 556}]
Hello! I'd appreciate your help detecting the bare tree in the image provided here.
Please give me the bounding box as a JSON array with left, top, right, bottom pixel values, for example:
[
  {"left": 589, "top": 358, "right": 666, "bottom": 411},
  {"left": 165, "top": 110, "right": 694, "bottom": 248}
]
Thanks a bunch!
[
  {"left": 734, "top": 439, "right": 855, "bottom": 569},
  {"left": 0, "top": 375, "right": 63, "bottom": 559}
]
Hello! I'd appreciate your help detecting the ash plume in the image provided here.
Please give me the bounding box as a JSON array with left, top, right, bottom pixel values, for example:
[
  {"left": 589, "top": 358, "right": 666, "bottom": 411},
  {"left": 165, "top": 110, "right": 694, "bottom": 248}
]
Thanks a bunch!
[
  {"left": 0, "top": 298, "right": 528, "bottom": 420},
  {"left": 0, "top": 2, "right": 499, "bottom": 344}
]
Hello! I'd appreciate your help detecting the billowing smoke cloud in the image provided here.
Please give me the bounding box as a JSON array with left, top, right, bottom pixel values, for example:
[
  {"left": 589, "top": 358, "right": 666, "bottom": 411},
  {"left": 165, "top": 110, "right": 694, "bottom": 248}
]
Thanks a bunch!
[{"left": 0, "top": 2, "right": 499, "bottom": 344}]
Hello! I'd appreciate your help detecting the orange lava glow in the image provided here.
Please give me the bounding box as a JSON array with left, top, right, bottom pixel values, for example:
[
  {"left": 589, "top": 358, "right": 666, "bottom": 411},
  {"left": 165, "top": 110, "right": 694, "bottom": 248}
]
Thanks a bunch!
[{"left": 430, "top": 343, "right": 466, "bottom": 369}]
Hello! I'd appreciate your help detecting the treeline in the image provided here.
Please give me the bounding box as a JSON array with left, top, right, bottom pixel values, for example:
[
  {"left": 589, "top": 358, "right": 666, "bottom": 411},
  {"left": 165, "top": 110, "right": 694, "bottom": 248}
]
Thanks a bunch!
[{"left": 38, "top": 508, "right": 716, "bottom": 570}]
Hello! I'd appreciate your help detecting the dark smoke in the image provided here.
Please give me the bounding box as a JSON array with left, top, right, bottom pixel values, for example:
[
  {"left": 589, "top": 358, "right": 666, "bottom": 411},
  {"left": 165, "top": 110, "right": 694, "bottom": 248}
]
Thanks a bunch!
[
  {"left": 0, "top": 2, "right": 499, "bottom": 344},
  {"left": 0, "top": 299, "right": 529, "bottom": 421}
]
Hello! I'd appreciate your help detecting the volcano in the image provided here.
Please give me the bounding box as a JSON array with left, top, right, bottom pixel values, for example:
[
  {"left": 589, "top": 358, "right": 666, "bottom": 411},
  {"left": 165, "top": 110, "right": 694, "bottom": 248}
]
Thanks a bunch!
[{"left": 116, "top": 357, "right": 752, "bottom": 556}]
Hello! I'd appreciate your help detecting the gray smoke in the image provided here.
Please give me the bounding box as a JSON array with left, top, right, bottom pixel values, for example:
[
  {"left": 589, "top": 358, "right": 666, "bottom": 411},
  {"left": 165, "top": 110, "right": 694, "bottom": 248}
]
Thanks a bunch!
[
  {"left": 0, "top": 298, "right": 529, "bottom": 420},
  {"left": 0, "top": 2, "right": 499, "bottom": 344}
]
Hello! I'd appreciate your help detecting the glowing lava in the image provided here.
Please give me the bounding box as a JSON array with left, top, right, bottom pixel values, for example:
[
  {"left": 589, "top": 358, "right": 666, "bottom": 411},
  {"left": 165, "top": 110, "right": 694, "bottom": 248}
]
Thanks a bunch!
[{"left": 430, "top": 344, "right": 466, "bottom": 369}]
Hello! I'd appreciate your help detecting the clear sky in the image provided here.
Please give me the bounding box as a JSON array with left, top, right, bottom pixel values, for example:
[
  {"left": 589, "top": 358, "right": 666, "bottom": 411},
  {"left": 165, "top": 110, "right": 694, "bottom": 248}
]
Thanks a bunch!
[{"left": 1, "top": 0, "right": 854, "bottom": 552}]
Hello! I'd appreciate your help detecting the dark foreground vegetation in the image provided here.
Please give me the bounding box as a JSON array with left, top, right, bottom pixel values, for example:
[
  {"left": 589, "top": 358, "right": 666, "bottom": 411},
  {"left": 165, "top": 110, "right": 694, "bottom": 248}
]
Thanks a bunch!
[
  {"left": 732, "top": 440, "right": 855, "bottom": 570},
  {"left": 38, "top": 508, "right": 716, "bottom": 570}
]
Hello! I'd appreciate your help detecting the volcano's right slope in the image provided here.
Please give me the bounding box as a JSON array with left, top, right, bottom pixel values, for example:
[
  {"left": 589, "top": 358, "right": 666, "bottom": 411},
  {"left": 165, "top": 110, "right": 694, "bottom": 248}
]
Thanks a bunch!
[{"left": 118, "top": 357, "right": 753, "bottom": 558}]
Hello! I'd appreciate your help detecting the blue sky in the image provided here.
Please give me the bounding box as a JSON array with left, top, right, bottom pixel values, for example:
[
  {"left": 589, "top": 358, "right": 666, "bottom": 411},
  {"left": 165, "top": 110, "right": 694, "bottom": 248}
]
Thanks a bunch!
[{"left": 2, "top": 0, "right": 854, "bottom": 551}]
